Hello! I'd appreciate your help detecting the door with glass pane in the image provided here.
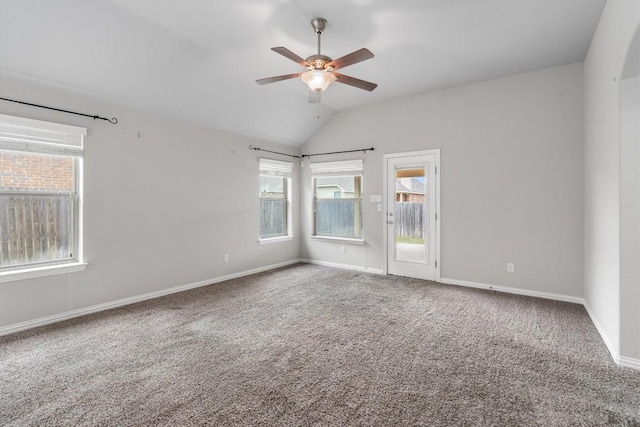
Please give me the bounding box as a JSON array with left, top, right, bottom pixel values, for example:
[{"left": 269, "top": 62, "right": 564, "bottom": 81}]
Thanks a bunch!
[{"left": 385, "top": 151, "right": 439, "bottom": 281}]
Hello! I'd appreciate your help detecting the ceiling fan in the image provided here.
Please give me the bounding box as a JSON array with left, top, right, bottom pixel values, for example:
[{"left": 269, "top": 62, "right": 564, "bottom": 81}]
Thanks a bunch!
[{"left": 256, "top": 18, "right": 377, "bottom": 101}]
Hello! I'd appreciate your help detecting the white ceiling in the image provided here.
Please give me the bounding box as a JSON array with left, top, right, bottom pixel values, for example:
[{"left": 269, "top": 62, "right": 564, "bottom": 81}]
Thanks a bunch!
[{"left": 0, "top": 0, "right": 605, "bottom": 146}]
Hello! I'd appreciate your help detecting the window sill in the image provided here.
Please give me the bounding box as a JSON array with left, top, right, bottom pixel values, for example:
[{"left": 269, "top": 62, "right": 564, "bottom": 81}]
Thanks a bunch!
[
  {"left": 310, "top": 236, "right": 365, "bottom": 245},
  {"left": 0, "top": 262, "right": 88, "bottom": 283},
  {"left": 258, "top": 236, "right": 293, "bottom": 245}
]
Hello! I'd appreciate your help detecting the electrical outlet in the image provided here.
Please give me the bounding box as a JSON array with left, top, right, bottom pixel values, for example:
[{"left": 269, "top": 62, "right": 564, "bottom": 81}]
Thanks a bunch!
[
  {"left": 224, "top": 253, "right": 229, "bottom": 263},
  {"left": 507, "top": 262, "right": 515, "bottom": 273},
  {"left": 340, "top": 246, "right": 346, "bottom": 254}
]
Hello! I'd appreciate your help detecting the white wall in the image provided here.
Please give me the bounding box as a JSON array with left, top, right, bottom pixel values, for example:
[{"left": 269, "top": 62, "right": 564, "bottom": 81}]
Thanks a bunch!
[
  {"left": 301, "top": 63, "right": 585, "bottom": 298},
  {"left": 0, "top": 75, "right": 301, "bottom": 330},
  {"left": 584, "top": 0, "right": 640, "bottom": 362},
  {"left": 620, "top": 75, "right": 640, "bottom": 360},
  {"left": 620, "top": 17, "right": 640, "bottom": 365}
]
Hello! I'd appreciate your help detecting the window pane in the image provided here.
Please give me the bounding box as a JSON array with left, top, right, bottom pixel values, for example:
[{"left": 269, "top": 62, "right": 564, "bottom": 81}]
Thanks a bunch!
[
  {"left": 315, "top": 199, "right": 362, "bottom": 238},
  {"left": 0, "top": 194, "right": 74, "bottom": 269},
  {"left": 395, "top": 168, "right": 426, "bottom": 263},
  {"left": 0, "top": 150, "right": 77, "bottom": 269},
  {"left": 0, "top": 150, "right": 75, "bottom": 193},
  {"left": 260, "top": 199, "right": 287, "bottom": 237},
  {"left": 315, "top": 176, "right": 357, "bottom": 199},
  {"left": 314, "top": 175, "right": 362, "bottom": 238},
  {"left": 260, "top": 175, "right": 285, "bottom": 199},
  {"left": 259, "top": 175, "right": 288, "bottom": 238}
]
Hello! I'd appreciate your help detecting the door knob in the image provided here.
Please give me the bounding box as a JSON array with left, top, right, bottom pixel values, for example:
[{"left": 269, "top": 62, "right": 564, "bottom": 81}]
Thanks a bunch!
[{"left": 388, "top": 220, "right": 394, "bottom": 225}]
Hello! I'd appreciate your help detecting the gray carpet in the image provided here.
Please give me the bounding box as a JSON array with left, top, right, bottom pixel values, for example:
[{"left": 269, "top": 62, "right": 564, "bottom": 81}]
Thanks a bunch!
[{"left": 1, "top": 263, "right": 639, "bottom": 426}]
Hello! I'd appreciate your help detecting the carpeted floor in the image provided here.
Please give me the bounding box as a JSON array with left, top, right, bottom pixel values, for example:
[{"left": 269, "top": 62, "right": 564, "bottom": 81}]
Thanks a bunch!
[{"left": 1, "top": 263, "right": 639, "bottom": 426}]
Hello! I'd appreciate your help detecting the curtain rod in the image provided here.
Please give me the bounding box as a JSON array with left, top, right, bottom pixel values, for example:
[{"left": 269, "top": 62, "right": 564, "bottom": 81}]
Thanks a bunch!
[
  {"left": 0, "top": 96, "right": 118, "bottom": 124},
  {"left": 302, "top": 147, "right": 374, "bottom": 158},
  {"left": 249, "top": 145, "right": 374, "bottom": 158},
  {"left": 249, "top": 145, "right": 301, "bottom": 158}
]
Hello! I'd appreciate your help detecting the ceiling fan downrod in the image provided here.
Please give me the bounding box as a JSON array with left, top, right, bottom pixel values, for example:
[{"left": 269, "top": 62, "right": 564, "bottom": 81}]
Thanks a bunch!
[{"left": 311, "top": 18, "right": 327, "bottom": 56}]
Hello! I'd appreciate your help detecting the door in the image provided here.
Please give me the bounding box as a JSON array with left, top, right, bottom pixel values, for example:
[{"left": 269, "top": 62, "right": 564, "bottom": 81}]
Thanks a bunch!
[{"left": 385, "top": 151, "right": 439, "bottom": 281}]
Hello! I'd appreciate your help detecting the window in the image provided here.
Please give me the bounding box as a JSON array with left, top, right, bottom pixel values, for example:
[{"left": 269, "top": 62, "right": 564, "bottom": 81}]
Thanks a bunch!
[
  {"left": 259, "top": 158, "right": 292, "bottom": 240},
  {"left": 0, "top": 114, "right": 85, "bottom": 272},
  {"left": 311, "top": 159, "right": 363, "bottom": 240}
]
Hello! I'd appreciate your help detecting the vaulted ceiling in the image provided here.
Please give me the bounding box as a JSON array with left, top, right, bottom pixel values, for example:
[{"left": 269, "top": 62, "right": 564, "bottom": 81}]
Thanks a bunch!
[{"left": 0, "top": 0, "right": 606, "bottom": 146}]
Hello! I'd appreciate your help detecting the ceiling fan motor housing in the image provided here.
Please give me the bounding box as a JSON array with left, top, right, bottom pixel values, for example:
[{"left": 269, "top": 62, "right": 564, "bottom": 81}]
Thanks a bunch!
[{"left": 306, "top": 55, "right": 333, "bottom": 70}]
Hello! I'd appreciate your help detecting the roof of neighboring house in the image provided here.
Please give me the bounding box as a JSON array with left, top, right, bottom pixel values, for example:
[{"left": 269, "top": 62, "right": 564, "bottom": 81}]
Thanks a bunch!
[
  {"left": 317, "top": 184, "right": 346, "bottom": 192},
  {"left": 396, "top": 178, "right": 425, "bottom": 194},
  {"left": 260, "top": 176, "right": 285, "bottom": 193},
  {"left": 396, "top": 182, "right": 411, "bottom": 192},
  {"left": 316, "top": 176, "right": 355, "bottom": 192}
]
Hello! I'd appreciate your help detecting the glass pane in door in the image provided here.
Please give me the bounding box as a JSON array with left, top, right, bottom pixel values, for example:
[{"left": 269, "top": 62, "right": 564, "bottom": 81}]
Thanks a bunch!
[{"left": 395, "top": 167, "right": 427, "bottom": 263}]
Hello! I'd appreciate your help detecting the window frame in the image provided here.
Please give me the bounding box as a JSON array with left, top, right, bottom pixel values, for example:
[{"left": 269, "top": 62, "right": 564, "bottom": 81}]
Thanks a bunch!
[
  {"left": 310, "top": 159, "right": 364, "bottom": 242},
  {"left": 0, "top": 114, "right": 87, "bottom": 282},
  {"left": 258, "top": 158, "right": 293, "bottom": 243}
]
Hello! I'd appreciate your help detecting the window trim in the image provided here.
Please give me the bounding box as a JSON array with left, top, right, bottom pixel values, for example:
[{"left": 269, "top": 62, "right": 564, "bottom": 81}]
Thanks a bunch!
[
  {"left": 0, "top": 114, "right": 86, "bottom": 275},
  {"left": 311, "top": 159, "right": 364, "bottom": 240},
  {"left": 258, "top": 235, "right": 294, "bottom": 245},
  {"left": 309, "top": 235, "right": 364, "bottom": 245},
  {"left": 0, "top": 262, "right": 87, "bottom": 283},
  {"left": 259, "top": 158, "right": 293, "bottom": 242}
]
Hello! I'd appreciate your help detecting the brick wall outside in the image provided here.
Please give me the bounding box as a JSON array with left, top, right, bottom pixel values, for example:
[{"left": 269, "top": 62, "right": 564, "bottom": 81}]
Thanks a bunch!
[
  {"left": 396, "top": 193, "right": 425, "bottom": 202},
  {"left": 0, "top": 150, "right": 74, "bottom": 192}
]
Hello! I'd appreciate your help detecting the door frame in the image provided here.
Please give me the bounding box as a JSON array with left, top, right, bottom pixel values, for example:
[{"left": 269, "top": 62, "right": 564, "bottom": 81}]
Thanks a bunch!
[{"left": 382, "top": 149, "right": 441, "bottom": 281}]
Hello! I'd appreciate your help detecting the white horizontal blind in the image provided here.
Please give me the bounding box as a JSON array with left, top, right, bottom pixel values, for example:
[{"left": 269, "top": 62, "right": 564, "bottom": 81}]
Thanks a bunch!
[
  {"left": 0, "top": 114, "right": 86, "bottom": 157},
  {"left": 259, "top": 158, "right": 293, "bottom": 177},
  {"left": 310, "top": 159, "right": 363, "bottom": 176}
]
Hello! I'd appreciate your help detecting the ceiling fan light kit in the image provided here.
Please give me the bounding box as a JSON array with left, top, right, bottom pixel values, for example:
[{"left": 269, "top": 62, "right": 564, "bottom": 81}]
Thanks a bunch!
[
  {"left": 256, "top": 17, "right": 377, "bottom": 99},
  {"left": 301, "top": 69, "right": 336, "bottom": 92}
]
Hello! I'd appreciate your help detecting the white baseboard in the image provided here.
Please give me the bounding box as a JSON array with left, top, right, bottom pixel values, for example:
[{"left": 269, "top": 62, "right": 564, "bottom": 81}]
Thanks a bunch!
[
  {"left": 440, "top": 277, "right": 640, "bottom": 371},
  {"left": 299, "top": 258, "right": 384, "bottom": 275},
  {"left": 619, "top": 356, "right": 640, "bottom": 370},
  {"left": 4, "top": 261, "right": 639, "bottom": 372},
  {"left": 439, "top": 277, "right": 584, "bottom": 304},
  {"left": 582, "top": 300, "right": 620, "bottom": 365},
  {"left": 0, "top": 259, "right": 301, "bottom": 337},
  {"left": 581, "top": 304, "right": 640, "bottom": 371}
]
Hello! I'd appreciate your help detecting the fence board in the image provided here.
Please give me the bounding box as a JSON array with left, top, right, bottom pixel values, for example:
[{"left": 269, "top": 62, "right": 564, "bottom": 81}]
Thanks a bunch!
[
  {"left": 260, "top": 199, "right": 286, "bottom": 237},
  {"left": 315, "top": 199, "right": 360, "bottom": 237},
  {"left": 0, "top": 195, "right": 72, "bottom": 269},
  {"left": 395, "top": 202, "right": 425, "bottom": 239}
]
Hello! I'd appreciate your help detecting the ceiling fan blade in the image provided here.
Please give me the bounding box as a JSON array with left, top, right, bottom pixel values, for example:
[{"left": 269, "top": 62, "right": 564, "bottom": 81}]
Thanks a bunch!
[
  {"left": 327, "top": 48, "right": 374, "bottom": 70},
  {"left": 256, "top": 73, "right": 302, "bottom": 85},
  {"left": 271, "top": 47, "right": 310, "bottom": 67},
  {"left": 308, "top": 90, "right": 321, "bottom": 103},
  {"left": 334, "top": 73, "right": 378, "bottom": 91}
]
